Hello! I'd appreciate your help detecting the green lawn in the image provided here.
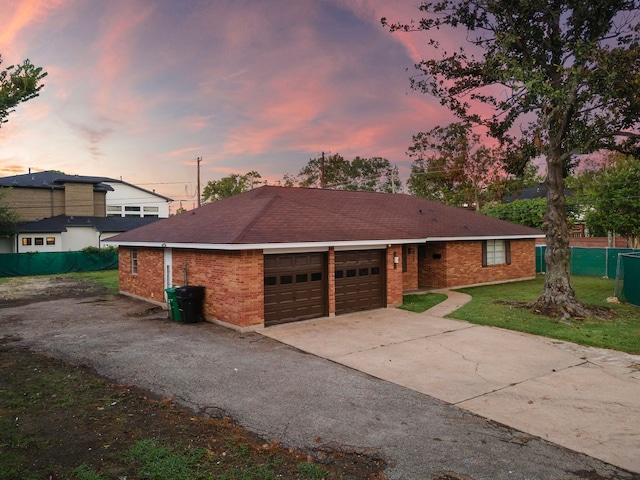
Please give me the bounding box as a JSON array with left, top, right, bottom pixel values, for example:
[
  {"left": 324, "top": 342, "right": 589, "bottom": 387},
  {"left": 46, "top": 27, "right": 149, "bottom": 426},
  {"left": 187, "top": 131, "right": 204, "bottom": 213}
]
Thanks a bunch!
[
  {"left": 399, "top": 292, "right": 449, "bottom": 313},
  {"left": 446, "top": 275, "right": 640, "bottom": 354},
  {"left": 61, "top": 270, "right": 120, "bottom": 294}
]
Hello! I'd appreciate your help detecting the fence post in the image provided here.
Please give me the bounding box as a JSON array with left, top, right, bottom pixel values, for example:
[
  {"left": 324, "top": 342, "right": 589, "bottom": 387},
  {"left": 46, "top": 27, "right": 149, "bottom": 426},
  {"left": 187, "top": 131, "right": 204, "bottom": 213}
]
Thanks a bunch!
[{"left": 614, "top": 253, "right": 623, "bottom": 298}]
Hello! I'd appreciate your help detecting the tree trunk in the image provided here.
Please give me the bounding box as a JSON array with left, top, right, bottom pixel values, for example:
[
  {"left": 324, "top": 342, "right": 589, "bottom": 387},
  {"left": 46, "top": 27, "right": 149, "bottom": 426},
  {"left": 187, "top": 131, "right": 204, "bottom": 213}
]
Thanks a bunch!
[{"left": 530, "top": 150, "right": 593, "bottom": 318}]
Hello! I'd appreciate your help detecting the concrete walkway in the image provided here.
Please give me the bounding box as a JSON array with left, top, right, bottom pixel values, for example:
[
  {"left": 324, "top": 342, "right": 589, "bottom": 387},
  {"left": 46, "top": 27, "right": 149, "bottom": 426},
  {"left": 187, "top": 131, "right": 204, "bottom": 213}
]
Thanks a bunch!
[{"left": 261, "top": 290, "right": 640, "bottom": 474}]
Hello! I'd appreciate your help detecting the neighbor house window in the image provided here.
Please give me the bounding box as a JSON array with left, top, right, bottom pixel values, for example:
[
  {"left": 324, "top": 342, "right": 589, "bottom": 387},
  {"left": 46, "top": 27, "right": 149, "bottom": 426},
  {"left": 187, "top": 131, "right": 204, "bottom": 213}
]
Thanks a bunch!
[
  {"left": 35, "top": 237, "right": 44, "bottom": 246},
  {"left": 107, "top": 206, "right": 122, "bottom": 217},
  {"left": 46, "top": 237, "right": 55, "bottom": 245},
  {"left": 482, "top": 240, "right": 511, "bottom": 266},
  {"left": 131, "top": 248, "right": 138, "bottom": 274},
  {"left": 22, "top": 238, "right": 32, "bottom": 246}
]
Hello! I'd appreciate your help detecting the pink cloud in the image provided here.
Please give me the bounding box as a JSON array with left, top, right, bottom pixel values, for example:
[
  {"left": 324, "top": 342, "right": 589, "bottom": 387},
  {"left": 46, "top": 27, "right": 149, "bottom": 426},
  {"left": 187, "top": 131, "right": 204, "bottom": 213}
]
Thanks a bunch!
[
  {"left": 0, "top": 0, "right": 67, "bottom": 53},
  {"left": 91, "top": 3, "right": 154, "bottom": 121}
]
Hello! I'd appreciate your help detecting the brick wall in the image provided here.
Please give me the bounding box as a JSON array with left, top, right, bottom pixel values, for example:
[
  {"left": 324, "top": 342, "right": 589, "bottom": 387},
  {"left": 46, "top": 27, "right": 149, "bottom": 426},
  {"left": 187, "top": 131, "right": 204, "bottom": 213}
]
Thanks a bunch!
[
  {"left": 419, "top": 242, "right": 447, "bottom": 288},
  {"left": 173, "top": 249, "right": 264, "bottom": 329},
  {"left": 119, "top": 247, "right": 264, "bottom": 329},
  {"left": 444, "top": 239, "right": 536, "bottom": 287},
  {"left": 328, "top": 247, "right": 336, "bottom": 315},
  {"left": 118, "top": 247, "right": 165, "bottom": 302},
  {"left": 402, "top": 244, "right": 419, "bottom": 290},
  {"left": 386, "top": 246, "right": 404, "bottom": 307}
]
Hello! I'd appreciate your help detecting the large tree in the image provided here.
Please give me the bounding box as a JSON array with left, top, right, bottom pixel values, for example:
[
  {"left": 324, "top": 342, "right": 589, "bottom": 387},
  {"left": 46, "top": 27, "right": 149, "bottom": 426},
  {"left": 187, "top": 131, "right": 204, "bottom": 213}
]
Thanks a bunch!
[
  {"left": 201, "top": 171, "right": 263, "bottom": 203},
  {"left": 287, "top": 153, "right": 402, "bottom": 192},
  {"left": 384, "top": 1, "right": 640, "bottom": 318},
  {"left": 1, "top": 56, "right": 47, "bottom": 126},
  {"left": 407, "top": 123, "right": 507, "bottom": 209}
]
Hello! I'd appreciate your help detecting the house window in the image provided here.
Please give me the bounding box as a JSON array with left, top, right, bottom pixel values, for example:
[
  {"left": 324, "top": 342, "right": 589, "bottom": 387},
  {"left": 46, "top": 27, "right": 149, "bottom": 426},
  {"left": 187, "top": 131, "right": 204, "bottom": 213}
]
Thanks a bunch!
[
  {"left": 107, "top": 206, "right": 122, "bottom": 212},
  {"left": 125, "top": 206, "right": 141, "bottom": 212},
  {"left": 35, "top": 237, "right": 44, "bottom": 246},
  {"left": 22, "top": 238, "right": 32, "bottom": 246},
  {"left": 143, "top": 206, "right": 159, "bottom": 212},
  {"left": 46, "top": 237, "right": 55, "bottom": 245},
  {"left": 131, "top": 248, "right": 138, "bottom": 274},
  {"left": 482, "top": 240, "right": 511, "bottom": 266}
]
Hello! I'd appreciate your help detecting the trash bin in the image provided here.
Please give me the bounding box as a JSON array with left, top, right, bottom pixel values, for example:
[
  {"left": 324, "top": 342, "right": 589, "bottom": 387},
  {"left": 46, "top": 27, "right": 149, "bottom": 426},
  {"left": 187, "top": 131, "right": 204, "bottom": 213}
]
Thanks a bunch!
[
  {"left": 174, "top": 286, "right": 205, "bottom": 323},
  {"left": 165, "top": 287, "right": 182, "bottom": 321}
]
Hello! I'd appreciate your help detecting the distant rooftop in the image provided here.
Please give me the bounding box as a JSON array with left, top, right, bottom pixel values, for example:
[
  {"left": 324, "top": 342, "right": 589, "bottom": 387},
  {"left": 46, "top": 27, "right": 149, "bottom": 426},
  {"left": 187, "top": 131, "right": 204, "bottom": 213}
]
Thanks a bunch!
[{"left": 0, "top": 171, "right": 115, "bottom": 192}]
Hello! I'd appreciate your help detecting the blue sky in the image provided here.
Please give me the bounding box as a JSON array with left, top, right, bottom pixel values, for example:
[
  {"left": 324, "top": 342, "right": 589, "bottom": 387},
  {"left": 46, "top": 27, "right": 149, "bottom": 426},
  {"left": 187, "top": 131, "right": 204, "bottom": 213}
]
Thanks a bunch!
[{"left": 1, "top": 0, "right": 457, "bottom": 209}]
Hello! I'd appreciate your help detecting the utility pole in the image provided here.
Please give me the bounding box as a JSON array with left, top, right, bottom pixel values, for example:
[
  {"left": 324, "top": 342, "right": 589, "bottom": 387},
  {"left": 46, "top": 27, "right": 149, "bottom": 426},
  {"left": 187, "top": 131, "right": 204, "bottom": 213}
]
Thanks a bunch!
[
  {"left": 321, "top": 151, "right": 325, "bottom": 189},
  {"left": 196, "top": 157, "right": 202, "bottom": 208}
]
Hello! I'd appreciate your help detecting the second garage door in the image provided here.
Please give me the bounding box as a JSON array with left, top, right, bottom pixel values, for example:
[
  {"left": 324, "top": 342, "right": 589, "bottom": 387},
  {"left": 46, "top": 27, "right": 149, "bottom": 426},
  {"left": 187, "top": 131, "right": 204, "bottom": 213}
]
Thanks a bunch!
[
  {"left": 264, "top": 253, "right": 327, "bottom": 326},
  {"left": 335, "top": 250, "right": 385, "bottom": 314}
]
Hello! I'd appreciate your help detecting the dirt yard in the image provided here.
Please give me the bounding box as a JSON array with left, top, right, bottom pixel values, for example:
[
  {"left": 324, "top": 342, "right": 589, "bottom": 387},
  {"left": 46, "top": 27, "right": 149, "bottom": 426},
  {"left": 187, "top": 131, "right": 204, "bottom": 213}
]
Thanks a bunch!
[
  {"left": 0, "top": 275, "right": 387, "bottom": 480},
  {"left": 0, "top": 276, "right": 111, "bottom": 307}
]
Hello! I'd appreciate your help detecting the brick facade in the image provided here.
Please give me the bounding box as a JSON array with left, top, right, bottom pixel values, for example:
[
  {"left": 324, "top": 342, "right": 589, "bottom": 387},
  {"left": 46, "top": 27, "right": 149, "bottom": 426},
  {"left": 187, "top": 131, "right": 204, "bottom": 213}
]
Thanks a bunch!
[
  {"left": 416, "top": 239, "right": 536, "bottom": 288},
  {"left": 402, "top": 244, "right": 419, "bottom": 291},
  {"left": 386, "top": 246, "right": 404, "bottom": 307},
  {"left": 119, "top": 240, "right": 535, "bottom": 330},
  {"left": 172, "top": 249, "right": 264, "bottom": 329},
  {"left": 328, "top": 247, "right": 336, "bottom": 316},
  {"left": 118, "top": 247, "right": 165, "bottom": 303}
]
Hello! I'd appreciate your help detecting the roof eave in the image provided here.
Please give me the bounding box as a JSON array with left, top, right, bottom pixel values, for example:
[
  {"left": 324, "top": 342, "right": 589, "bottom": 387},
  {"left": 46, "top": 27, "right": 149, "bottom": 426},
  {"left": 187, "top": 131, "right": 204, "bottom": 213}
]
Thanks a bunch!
[
  {"left": 105, "top": 234, "right": 544, "bottom": 251},
  {"left": 426, "top": 234, "right": 544, "bottom": 241}
]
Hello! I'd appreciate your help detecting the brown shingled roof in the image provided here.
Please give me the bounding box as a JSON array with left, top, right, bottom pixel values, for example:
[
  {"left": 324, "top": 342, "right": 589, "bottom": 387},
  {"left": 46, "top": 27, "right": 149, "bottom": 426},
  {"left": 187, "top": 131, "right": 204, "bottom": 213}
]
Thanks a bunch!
[{"left": 108, "top": 186, "right": 542, "bottom": 246}]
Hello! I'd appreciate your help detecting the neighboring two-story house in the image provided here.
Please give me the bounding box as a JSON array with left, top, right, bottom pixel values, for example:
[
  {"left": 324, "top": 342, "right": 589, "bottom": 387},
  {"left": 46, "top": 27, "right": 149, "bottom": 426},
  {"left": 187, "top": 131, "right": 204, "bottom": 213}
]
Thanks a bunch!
[{"left": 0, "top": 171, "right": 172, "bottom": 253}]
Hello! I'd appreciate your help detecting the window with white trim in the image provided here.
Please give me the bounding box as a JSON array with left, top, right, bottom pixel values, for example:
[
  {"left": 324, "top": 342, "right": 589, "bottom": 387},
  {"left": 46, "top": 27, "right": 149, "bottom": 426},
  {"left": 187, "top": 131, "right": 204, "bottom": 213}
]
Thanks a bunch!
[
  {"left": 131, "top": 248, "right": 138, "bottom": 274},
  {"left": 482, "top": 240, "right": 511, "bottom": 266}
]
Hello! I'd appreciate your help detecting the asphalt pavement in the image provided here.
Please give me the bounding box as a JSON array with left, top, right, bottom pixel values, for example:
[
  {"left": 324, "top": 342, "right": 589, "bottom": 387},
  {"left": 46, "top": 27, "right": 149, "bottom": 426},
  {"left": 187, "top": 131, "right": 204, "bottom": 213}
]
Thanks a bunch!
[{"left": 1, "top": 294, "right": 639, "bottom": 480}]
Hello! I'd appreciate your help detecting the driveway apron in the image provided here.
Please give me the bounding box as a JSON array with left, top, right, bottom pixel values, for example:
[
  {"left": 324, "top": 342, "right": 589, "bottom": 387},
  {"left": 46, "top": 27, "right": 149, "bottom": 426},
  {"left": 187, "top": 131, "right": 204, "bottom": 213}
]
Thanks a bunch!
[{"left": 260, "top": 290, "right": 640, "bottom": 474}]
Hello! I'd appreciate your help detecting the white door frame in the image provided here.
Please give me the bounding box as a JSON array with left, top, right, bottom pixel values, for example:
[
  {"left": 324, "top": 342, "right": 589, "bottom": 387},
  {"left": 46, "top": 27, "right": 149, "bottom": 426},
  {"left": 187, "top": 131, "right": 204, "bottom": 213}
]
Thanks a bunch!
[{"left": 163, "top": 248, "right": 173, "bottom": 301}]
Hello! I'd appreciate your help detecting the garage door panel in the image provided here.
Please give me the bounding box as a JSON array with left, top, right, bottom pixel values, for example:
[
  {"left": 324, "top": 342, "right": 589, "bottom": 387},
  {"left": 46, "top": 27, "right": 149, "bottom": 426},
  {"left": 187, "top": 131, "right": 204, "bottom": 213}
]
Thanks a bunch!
[
  {"left": 264, "top": 253, "right": 327, "bottom": 326},
  {"left": 335, "top": 250, "right": 385, "bottom": 315}
]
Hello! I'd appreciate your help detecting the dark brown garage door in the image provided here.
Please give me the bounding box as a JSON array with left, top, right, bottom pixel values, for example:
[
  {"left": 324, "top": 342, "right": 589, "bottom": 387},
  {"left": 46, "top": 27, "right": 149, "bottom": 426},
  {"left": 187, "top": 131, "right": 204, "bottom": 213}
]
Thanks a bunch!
[
  {"left": 335, "top": 250, "right": 385, "bottom": 314},
  {"left": 264, "top": 253, "right": 327, "bottom": 326}
]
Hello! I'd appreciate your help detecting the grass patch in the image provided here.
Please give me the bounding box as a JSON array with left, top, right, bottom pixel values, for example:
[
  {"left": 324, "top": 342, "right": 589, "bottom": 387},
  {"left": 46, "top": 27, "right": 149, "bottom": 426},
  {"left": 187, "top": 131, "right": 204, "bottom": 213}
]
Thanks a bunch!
[
  {"left": 399, "top": 293, "right": 448, "bottom": 313},
  {"left": 58, "top": 270, "right": 119, "bottom": 294},
  {"left": 448, "top": 275, "right": 640, "bottom": 354}
]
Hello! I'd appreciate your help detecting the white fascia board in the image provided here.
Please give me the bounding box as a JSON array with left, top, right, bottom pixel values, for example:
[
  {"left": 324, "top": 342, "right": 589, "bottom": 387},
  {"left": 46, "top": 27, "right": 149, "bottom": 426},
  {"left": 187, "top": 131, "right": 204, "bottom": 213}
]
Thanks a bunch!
[
  {"left": 104, "top": 238, "right": 428, "bottom": 251},
  {"left": 426, "top": 234, "right": 545, "bottom": 241},
  {"left": 104, "top": 235, "right": 544, "bottom": 250}
]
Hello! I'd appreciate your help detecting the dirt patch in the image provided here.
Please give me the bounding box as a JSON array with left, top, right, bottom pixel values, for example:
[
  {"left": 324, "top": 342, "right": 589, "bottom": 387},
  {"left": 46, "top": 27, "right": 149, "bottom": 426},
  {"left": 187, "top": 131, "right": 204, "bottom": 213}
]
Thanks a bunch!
[{"left": 0, "top": 276, "right": 110, "bottom": 308}]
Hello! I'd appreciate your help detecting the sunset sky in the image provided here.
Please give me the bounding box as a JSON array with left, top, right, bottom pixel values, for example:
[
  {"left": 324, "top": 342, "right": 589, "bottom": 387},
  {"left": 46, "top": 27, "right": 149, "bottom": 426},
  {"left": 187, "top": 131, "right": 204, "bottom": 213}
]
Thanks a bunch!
[{"left": 0, "top": 0, "right": 460, "bottom": 209}]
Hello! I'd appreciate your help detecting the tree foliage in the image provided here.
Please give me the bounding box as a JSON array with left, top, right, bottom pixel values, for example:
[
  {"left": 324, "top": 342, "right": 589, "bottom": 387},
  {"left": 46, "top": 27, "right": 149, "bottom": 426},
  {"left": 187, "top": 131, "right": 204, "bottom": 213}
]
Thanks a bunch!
[
  {"left": 201, "top": 171, "right": 263, "bottom": 203},
  {"left": 570, "top": 153, "right": 640, "bottom": 246},
  {"left": 384, "top": 1, "right": 640, "bottom": 318},
  {"left": 407, "top": 123, "right": 509, "bottom": 209},
  {"left": 286, "top": 153, "right": 403, "bottom": 193},
  {"left": 0, "top": 56, "right": 47, "bottom": 126},
  {"left": 0, "top": 188, "right": 20, "bottom": 238},
  {"left": 483, "top": 197, "right": 580, "bottom": 230}
]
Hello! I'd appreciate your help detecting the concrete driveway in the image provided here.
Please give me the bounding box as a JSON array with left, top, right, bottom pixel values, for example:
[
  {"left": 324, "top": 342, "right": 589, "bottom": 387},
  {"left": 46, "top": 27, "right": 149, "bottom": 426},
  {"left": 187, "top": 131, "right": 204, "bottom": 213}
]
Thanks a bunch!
[{"left": 261, "top": 290, "right": 640, "bottom": 474}]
